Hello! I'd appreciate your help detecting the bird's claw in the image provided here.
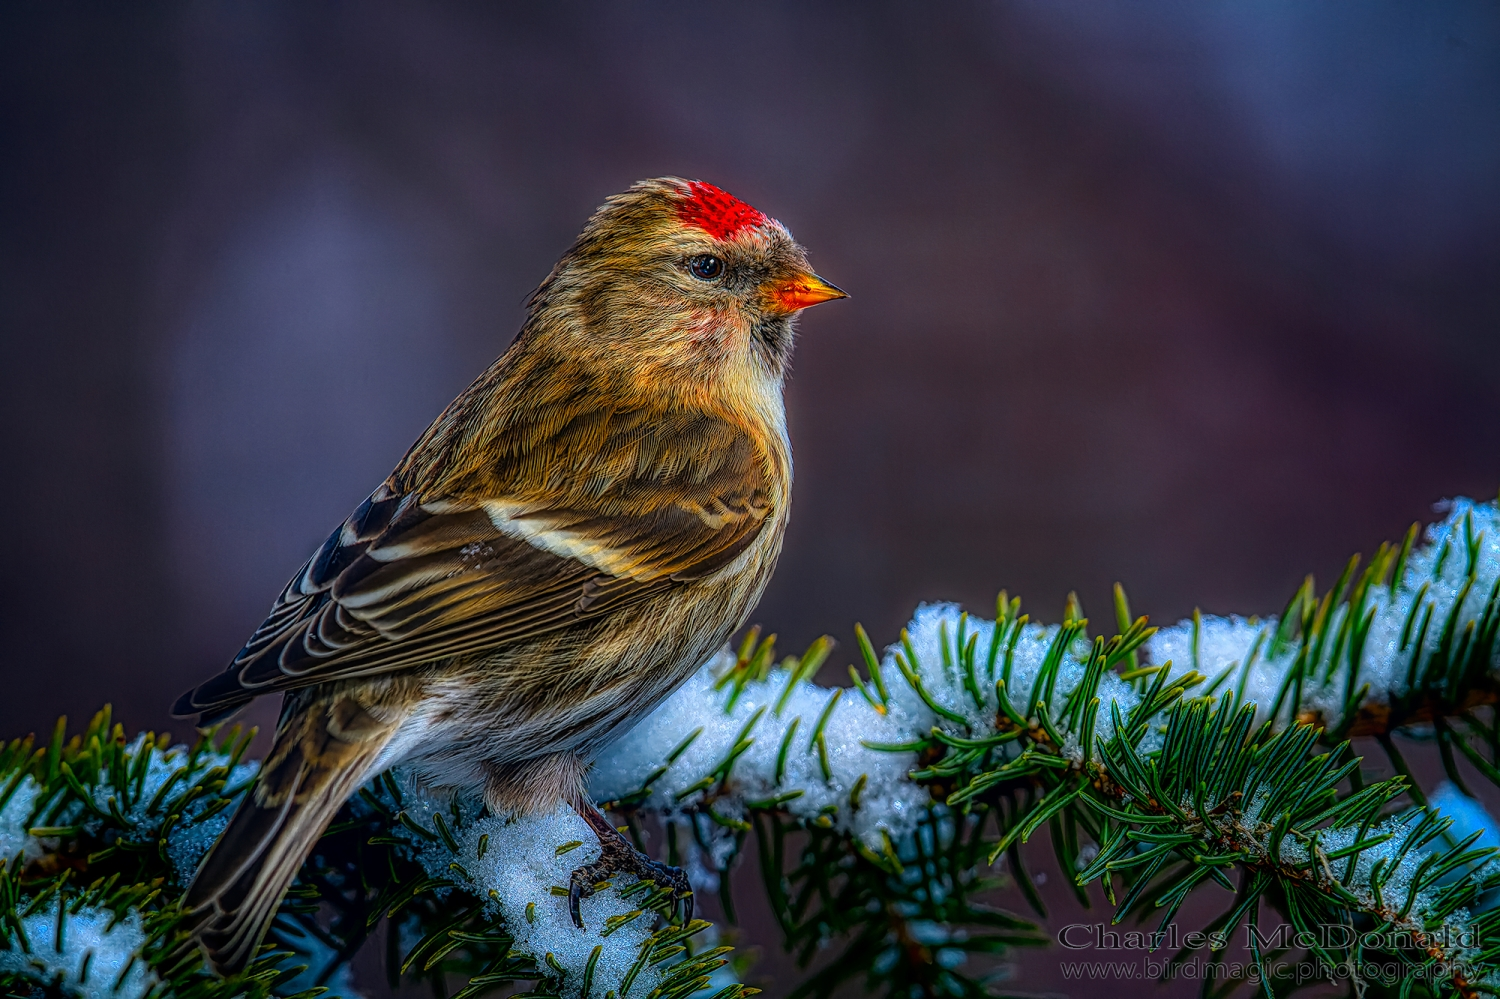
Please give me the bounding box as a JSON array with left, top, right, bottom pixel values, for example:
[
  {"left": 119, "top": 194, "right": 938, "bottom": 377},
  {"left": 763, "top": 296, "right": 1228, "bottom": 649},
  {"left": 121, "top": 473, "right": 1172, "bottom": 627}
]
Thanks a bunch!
[{"left": 567, "top": 811, "right": 693, "bottom": 929}]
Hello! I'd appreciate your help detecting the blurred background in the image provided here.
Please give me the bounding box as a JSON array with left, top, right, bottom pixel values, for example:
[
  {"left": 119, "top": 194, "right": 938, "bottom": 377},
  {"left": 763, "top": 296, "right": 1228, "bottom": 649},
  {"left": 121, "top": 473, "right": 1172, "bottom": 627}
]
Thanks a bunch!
[{"left": 2, "top": 2, "right": 1498, "bottom": 993}]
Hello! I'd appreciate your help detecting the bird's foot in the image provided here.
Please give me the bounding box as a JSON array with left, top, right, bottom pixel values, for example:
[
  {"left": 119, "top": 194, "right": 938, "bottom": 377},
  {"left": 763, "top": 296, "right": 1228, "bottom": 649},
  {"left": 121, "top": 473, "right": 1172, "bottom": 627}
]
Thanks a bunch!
[{"left": 568, "top": 804, "right": 692, "bottom": 929}]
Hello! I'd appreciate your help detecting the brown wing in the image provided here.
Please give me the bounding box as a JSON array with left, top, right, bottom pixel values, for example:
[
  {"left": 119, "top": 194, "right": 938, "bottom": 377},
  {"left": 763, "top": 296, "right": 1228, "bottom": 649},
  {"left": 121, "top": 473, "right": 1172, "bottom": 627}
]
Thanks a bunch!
[{"left": 174, "top": 404, "right": 775, "bottom": 721}]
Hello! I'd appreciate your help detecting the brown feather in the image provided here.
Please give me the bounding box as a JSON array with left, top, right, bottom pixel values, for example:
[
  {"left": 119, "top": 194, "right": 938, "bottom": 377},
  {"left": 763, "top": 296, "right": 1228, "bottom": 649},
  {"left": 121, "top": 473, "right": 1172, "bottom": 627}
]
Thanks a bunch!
[
  {"left": 172, "top": 177, "right": 838, "bottom": 975},
  {"left": 184, "top": 689, "right": 404, "bottom": 974},
  {"left": 175, "top": 401, "right": 775, "bottom": 717}
]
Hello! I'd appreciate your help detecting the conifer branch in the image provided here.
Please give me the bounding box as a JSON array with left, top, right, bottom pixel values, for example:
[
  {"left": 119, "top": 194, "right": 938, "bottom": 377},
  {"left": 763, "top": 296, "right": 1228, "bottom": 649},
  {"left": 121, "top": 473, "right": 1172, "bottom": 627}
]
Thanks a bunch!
[{"left": 2, "top": 496, "right": 1498, "bottom": 998}]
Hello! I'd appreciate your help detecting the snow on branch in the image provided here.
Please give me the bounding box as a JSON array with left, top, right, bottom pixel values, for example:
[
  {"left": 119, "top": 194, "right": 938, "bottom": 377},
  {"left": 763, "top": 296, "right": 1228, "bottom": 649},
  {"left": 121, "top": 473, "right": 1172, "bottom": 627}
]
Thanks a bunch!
[
  {"left": 2, "top": 497, "right": 1498, "bottom": 999},
  {"left": 595, "top": 499, "right": 1499, "bottom": 853}
]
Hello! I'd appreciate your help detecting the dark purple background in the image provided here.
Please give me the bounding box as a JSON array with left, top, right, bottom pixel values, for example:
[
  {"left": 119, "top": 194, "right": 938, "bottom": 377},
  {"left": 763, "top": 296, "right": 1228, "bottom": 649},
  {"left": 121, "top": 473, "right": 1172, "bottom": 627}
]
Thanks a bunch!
[{"left": 3, "top": 3, "right": 1498, "bottom": 994}]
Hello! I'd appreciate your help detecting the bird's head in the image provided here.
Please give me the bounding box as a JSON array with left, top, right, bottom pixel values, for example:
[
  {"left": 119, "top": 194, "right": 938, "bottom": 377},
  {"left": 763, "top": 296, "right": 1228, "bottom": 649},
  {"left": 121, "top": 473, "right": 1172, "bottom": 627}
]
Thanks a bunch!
[{"left": 525, "top": 177, "right": 845, "bottom": 400}]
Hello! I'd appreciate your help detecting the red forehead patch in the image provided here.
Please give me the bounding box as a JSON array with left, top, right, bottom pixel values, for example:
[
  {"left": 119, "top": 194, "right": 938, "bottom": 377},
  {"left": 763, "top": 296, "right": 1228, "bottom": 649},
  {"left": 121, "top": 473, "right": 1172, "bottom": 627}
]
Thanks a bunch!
[{"left": 675, "top": 181, "right": 769, "bottom": 240}]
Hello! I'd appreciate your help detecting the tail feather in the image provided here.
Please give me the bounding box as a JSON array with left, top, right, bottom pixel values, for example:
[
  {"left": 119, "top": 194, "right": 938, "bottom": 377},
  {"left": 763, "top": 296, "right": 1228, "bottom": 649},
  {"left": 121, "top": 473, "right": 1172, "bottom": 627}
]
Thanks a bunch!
[{"left": 184, "top": 692, "right": 399, "bottom": 976}]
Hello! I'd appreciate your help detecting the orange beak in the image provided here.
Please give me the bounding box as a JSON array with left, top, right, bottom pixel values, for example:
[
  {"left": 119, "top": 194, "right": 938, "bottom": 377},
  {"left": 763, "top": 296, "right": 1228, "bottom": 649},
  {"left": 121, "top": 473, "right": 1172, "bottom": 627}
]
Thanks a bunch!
[{"left": 767, "top": 272, "right": 848, "bottom": 313}]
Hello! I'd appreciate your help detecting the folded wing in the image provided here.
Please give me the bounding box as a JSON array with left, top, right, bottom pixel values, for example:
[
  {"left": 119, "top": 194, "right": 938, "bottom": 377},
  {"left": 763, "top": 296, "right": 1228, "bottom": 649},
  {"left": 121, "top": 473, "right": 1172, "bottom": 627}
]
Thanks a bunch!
[{"left": 174, "top": 404, "right": 775, "bottom": 722}]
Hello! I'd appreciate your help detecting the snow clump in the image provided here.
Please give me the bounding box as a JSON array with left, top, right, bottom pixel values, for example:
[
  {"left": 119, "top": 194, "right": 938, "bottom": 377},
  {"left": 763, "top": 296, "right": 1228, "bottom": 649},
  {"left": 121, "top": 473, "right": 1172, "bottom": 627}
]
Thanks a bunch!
[
  {"left": 388, "top": 770, "right": 688, "bottom": 999},
  {"left": 1147, "top": 498, "right": 1500, "bottom": 729},
  {"left": 0, "top": 900, "right": 156, "bottom": 999}
]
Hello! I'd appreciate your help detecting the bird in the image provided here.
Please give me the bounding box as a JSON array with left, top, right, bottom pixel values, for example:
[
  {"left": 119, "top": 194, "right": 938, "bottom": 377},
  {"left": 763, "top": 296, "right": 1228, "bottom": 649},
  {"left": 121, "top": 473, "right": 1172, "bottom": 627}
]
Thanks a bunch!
[{"left": 171, "top": 177, "right": 845, "bottom": 975}]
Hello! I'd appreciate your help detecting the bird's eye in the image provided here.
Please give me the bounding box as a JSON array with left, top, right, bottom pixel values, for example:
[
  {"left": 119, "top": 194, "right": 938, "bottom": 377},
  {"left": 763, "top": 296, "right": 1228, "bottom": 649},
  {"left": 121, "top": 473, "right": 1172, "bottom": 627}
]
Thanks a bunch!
[{"left": 688, "top": 255, "right": 724, "bottom": 280}]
